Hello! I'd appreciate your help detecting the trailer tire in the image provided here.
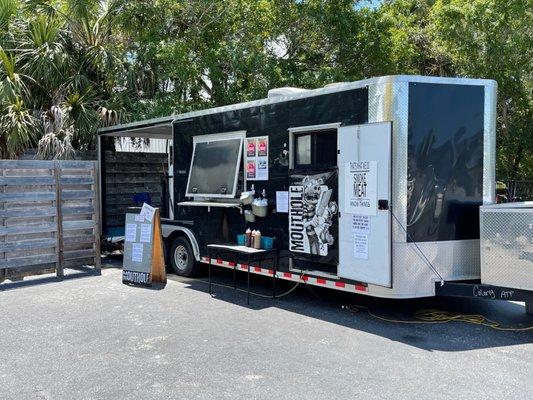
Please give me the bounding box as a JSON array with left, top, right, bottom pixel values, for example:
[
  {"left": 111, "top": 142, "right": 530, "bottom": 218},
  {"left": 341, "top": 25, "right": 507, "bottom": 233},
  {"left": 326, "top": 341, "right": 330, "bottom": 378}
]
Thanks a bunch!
[{"left": 170, "top": 237, "right": 196, "bottom": 276}]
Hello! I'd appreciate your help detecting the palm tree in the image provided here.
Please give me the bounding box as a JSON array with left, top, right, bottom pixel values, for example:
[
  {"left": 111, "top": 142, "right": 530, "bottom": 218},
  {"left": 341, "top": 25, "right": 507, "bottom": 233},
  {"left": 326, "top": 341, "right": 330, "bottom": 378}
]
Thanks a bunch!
[
  {"left": 0, "top": 41, "right": 38, "bottom": 158},
  {"left": 0, "top": 96, "right": 38, "bottom": 158},
  {"left": 0, "top": 0, "right": 130, "bottom": 159}
]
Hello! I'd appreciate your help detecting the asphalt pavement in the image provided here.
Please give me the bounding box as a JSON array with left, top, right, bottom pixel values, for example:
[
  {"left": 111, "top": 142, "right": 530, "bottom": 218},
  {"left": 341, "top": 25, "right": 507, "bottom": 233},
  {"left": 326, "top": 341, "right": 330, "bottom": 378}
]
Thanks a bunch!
[{"left": 1, "top": 264, "right": 532, "bottom": 400}]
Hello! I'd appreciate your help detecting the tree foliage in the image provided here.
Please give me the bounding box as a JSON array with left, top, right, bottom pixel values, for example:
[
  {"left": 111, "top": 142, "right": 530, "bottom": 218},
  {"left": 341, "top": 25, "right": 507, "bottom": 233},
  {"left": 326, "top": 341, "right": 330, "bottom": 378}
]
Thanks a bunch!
[
  {"left": 0, "top": 0, "right": 530, "bottom": 178},
  {"left": 0, "top": 0, "right": 130, "bottom": 158}
]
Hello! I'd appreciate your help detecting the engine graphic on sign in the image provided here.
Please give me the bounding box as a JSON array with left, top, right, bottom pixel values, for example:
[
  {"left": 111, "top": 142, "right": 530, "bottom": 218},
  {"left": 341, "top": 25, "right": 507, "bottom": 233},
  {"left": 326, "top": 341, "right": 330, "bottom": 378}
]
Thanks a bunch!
[{"left": 289, "top": 172, "right": 338, "bottom": 256}]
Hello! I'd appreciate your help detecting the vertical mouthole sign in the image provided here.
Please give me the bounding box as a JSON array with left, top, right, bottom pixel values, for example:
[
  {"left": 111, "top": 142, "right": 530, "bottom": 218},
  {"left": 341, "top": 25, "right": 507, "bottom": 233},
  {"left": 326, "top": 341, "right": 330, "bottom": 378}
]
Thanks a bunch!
[{"left": 289, "top": 186, "right": 305, "bottom": 252}]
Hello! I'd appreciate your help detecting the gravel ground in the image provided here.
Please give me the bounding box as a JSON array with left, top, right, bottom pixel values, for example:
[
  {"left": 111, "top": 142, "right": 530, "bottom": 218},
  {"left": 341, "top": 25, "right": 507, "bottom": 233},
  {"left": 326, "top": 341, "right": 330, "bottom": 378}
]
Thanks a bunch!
[{"left": 1, "top": 264, "right": 532, "bottom": 400}]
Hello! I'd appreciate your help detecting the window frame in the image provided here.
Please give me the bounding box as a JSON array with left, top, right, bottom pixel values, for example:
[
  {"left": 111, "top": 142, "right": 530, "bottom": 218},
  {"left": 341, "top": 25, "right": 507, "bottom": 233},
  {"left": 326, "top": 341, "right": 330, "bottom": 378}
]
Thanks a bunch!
[
  {"left": 185, "top": 130, "right": 246, "bottom": 199},
  {"left": 288, "top": 122, "right": 341, "bottom": 170}
]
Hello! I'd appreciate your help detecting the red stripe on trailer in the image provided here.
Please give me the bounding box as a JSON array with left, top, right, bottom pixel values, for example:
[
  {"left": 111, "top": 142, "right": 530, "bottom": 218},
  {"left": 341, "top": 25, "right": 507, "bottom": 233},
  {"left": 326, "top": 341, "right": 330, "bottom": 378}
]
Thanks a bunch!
[
  {"left": 355, "top": 283, "right": 367, "bottom": 292},
  {"left": 199, "top": 255, "right": 370, "bottom": 295}
]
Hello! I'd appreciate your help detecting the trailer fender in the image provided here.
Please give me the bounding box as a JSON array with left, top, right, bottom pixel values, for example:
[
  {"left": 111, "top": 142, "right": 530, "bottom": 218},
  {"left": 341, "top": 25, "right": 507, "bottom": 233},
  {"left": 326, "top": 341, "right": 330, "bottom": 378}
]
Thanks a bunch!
[{"left": 161, "top": 224, "right": 200, "bottom": 261}]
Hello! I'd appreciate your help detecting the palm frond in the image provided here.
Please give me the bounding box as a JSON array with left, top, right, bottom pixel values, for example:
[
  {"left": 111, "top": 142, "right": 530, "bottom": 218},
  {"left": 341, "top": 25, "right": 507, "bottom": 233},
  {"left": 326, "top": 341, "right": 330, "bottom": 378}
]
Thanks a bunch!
[
  {"left": 28, "top": 14, "right": 63, "bottom": 48},
  {"left": 20, "top": 15, "right": 67, "bottom": 91},
  {"left": 0, "top": 0, "right": 17, "bottom": 33},
  {"left": 36, "top": 131, "right": 75, "bottom": 160},
  {"left": 62, "top": 86, "right": 100, "bottom": 147},
  {"left": 0, "top": 45, "right": 31, "bottom": 100},
  {"left": 0, "top": 96, "right": 38, "bottom": 157}
]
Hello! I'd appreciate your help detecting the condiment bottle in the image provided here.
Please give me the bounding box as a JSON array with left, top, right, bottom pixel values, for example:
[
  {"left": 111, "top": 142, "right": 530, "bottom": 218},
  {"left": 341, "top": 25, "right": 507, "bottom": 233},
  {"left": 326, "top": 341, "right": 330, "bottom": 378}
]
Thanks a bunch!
[
  {"left": 254, "top": 230, "right": 262, "bottom": 249},
  {"left": 245, "top": 228, "right": 252, "bottom": 247},
  {"left": 251, "top": 230, "right": 257, "bottom": 248}
]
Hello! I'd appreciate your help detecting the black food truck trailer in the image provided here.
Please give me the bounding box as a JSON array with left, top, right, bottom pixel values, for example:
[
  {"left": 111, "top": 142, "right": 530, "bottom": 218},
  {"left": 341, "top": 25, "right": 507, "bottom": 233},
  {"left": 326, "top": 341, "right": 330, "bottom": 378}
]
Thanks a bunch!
[{"left": 97, "top": 75, "right": 533, "bottom": 309}]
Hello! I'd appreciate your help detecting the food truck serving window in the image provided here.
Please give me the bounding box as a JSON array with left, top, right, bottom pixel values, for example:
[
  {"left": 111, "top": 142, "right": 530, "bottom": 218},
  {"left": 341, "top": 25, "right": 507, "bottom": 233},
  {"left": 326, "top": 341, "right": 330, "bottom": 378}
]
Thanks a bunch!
[
  {"left": 294, "top": 129, "right": 338, "bottom": 169},
  {"left": 186, "top": 131, "right": 245, "bottom": 198}
]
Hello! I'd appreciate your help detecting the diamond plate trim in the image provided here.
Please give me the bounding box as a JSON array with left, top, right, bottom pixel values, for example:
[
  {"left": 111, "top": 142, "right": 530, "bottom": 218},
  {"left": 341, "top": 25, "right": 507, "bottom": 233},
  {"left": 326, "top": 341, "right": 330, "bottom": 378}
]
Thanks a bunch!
[
  {"left": 480, "top": 206, "right": 533, "bottom": 290},
  {"left": 369, "top": 81, "right": 408, "bottom": 243}
]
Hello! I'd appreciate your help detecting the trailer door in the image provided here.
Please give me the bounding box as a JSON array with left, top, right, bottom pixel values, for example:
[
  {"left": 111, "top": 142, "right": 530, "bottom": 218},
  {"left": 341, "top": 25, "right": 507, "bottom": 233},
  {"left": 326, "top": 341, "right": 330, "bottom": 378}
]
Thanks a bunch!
[{"left": 338, "top": 122, "right": 392, "bottom": 287}]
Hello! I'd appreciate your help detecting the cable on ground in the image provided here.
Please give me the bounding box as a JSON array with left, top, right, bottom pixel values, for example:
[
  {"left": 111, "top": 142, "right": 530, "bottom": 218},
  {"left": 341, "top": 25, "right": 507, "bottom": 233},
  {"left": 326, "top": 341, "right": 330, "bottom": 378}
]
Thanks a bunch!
[
  {"left": 190, "top": 270, "right": 533, "bottom": 332},
  {"left": 344, "top": 304, "right": 533, "bottom": 332}
]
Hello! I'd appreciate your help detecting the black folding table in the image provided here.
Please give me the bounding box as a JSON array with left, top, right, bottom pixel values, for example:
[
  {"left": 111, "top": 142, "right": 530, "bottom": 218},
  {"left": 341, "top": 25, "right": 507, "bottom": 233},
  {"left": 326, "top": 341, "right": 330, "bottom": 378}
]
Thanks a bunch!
[{"left": 206, "top": 244, "right": 279, "bottom": 305}]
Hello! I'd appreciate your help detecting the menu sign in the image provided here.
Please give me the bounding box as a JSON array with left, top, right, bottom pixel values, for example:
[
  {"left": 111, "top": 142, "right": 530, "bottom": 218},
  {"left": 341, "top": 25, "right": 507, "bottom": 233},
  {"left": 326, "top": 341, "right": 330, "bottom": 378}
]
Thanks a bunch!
[
  {"left": 245, "top": 136, "right": 268, "bottom": 181},
  {"left": 123, "top": 204, "right": 166, "bottom": 286}
]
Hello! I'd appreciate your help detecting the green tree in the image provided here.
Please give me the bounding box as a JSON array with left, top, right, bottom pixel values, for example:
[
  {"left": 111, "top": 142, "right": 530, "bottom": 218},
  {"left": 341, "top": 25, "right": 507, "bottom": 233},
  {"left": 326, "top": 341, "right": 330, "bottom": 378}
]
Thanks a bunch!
[
  {"left": 429, "top": 0, "right": 532, "bottom": 179},
  {"left": 0, "top": 0, "right": 530, "bottom": 179},
  {"left": 0, "top": 0, "right": 131, "bottom": 158}
]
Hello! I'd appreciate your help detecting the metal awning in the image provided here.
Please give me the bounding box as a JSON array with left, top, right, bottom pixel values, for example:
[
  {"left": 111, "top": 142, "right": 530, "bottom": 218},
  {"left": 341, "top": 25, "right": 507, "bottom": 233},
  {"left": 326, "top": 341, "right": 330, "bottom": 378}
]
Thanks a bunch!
[{"left": 97, "top": 115, "right": 175, "bottom": 139}]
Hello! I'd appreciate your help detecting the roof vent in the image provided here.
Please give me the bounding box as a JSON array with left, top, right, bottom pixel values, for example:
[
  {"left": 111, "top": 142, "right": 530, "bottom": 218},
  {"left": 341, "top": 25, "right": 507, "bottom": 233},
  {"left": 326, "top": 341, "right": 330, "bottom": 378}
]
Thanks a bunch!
[{"left": 267, "top": 87, "right": 308, "bottom": 98}]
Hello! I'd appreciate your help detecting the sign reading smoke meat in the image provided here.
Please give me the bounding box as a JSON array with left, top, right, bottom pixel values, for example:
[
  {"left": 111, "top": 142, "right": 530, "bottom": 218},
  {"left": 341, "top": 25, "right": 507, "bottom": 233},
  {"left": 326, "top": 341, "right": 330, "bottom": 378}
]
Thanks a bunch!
[
  {"left": 345, "top": 161, "right": 378, "bottom": 216},
  {"left": 289, "top": 173, "right": 338, "bottom": 256}
]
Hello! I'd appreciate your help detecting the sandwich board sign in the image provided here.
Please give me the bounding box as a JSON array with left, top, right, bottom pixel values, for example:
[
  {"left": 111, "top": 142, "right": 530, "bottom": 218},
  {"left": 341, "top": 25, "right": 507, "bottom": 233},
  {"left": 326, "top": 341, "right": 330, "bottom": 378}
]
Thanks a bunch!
[{"left": 122, "top": 204, "right": 166, "bottom": 286}]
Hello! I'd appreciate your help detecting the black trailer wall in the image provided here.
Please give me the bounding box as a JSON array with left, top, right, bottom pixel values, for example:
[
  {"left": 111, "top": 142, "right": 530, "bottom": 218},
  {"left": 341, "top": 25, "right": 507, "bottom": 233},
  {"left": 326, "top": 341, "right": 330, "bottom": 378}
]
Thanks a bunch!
[
  {"left": 173, "top": 88, "right": 368, "bottom": 265},
  {"left": 407, "top": 83, "right": 484, "bottom": 242}
]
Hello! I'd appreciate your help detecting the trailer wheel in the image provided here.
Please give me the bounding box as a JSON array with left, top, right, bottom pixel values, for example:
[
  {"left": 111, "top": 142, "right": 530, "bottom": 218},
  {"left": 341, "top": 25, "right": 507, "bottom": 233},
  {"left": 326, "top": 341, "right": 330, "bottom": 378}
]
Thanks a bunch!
[{"left": 170, "top": 237, "right": 196, "bottom": 276}]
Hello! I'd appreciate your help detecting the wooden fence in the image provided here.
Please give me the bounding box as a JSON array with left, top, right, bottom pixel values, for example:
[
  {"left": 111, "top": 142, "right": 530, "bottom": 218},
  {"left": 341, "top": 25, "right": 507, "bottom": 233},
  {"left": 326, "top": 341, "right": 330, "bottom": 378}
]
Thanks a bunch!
[
  {"left": 103, "top": 151, "right": 167, "bottom": 233},
  {"left": 0, "top": 160, "right": 100, "bottom": 281}
]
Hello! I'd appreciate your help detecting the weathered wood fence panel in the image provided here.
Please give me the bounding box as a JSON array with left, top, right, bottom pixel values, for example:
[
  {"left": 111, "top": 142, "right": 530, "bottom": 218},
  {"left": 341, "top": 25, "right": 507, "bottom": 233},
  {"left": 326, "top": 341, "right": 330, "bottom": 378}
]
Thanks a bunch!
[
  {"left": 0, "top": 160, "right": 100, "bottom": 281},
  {"left": 104, "top": 151, "right": 166, "bottom": 231}
]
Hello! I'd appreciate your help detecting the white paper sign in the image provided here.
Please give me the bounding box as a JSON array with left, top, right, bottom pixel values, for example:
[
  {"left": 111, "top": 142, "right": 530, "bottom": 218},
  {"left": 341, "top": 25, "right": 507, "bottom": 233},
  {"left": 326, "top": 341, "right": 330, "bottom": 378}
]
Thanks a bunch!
[
  {"left": 139, "top": 224, "right": 152, "bottom": 243},
  {"left": 353, "top": 233, "right": 369, "bottom": 260},
  {"left": 256, "top": 157, "right": 268, "bottom": 180},
  {"left": 345, "top": 161, "right": 378, "bottom": 216},
  {"left": 140, "top": 203, "right": 156, "bottom": 222},
  {"left": 134, "top": 214, "right": 145, "bottom": 222},
  {"left": 131, "top": 243, "right": 144, "bottom": 262},
  {"left": 351, "top": 215, "right": 371, "bottom": 234},
  {"left": 276, "top": 191, "right": 289, "bottom": 213},
  {"left": 125, "top": 223, "right": 137, "bottom": 242}
]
